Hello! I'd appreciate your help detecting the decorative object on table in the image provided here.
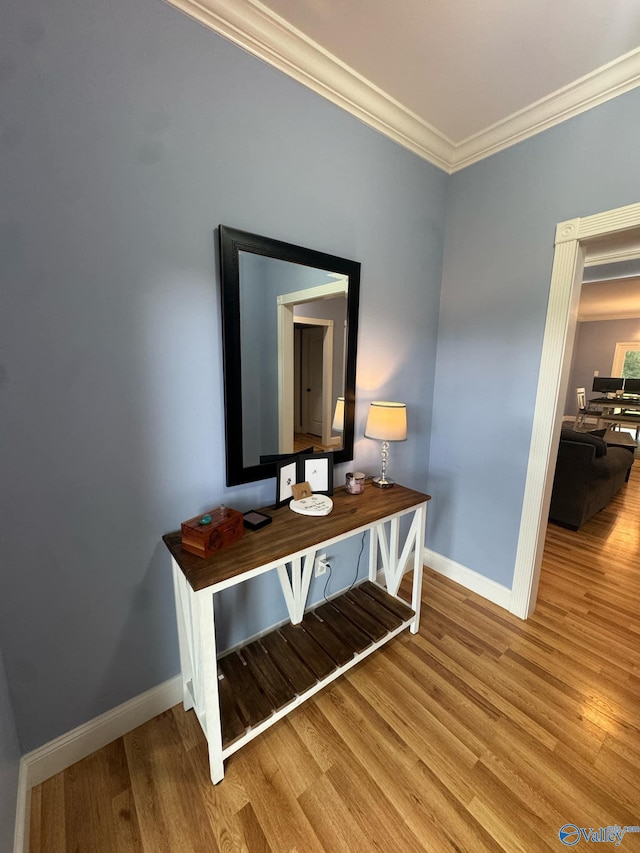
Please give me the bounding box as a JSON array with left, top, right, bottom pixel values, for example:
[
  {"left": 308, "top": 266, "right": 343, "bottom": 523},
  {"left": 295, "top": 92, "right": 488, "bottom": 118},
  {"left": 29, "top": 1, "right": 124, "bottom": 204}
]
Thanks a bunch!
[
  {"left": 275, "top": 452, "right": 334, "bottom": 506},
  {"left": 291, "top": 481, "right": 312, "bottom": 501},
  {"left": 289, "top": 494, "right": 334, "bottom": 516},
  {"left": 181, "top": 505, "right": 244, "bottom": 558},
  {"left": 276, "top": 457, "right": 300, "bottom": 507},
  {"left": 345, "top": 471, "right": 366, "bottom": 494},
  {"left": 332, "top": 397, "right": 345, "bottom": 432},
  {"left": 299, "top": 452, "right": 333, "bottom": 496},
  {"left": 242, "top": 510, "right": 272, "bottom": 531},
  {"left": 365, "top": 401, "right": 407, "bottom": 488}
]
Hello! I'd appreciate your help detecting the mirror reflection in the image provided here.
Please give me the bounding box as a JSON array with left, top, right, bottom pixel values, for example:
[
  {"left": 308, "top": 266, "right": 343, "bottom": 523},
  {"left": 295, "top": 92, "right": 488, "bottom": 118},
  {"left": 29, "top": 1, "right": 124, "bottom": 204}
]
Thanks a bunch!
[{"left": 219, "top": 226, "right": 360, "bottom": 486}]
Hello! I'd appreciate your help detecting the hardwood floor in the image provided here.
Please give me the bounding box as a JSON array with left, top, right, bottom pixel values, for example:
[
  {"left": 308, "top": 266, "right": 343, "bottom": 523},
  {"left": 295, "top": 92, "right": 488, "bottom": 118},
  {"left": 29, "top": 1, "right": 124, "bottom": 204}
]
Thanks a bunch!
[
  {"left": 293, "top": 433, "right": 336, "bottom": 453},
  {"left": 30, "top": 467, "right": 640, "bottom": 852}
]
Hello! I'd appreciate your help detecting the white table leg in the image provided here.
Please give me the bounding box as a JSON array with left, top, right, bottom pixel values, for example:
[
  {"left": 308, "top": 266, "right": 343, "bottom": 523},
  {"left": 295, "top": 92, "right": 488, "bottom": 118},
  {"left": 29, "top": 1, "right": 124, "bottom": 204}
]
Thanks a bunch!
[
  {"left": 196, "top": 590, "right": 225, "bottom": 783},
  {"left": 276, "top": 553, "right": 315, "bottom": 624},
  {"left": 171, "top": 559, "right": 194, "bottom": 711},
  {"left": 411, "top": 503, "right": 427, "bottom": 633}
]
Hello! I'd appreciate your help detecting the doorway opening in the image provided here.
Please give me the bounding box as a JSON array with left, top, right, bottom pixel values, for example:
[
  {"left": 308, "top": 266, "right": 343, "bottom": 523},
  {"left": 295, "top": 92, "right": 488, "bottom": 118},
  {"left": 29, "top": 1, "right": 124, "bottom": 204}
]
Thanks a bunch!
[
  {"left": 293, "top": 317, "right": 338, "bottom": 451},
  {"left": 276, "top": 280, "right": 347, "bottom": 455},
  {"left": 510, "top": 202, "right": 640, "bottom": 618}
]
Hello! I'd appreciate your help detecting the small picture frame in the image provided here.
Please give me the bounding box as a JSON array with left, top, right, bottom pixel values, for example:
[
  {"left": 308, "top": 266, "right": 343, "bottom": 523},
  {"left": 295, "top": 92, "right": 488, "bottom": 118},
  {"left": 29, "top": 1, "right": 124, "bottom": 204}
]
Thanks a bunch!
[
  {"left": 300, "top": 452, "right": 333, "bottom": 496},
  {"left": 291, "top": 481, "right": 312, "bottom": 501},
  {"left": 276, "top": 458, "right": 299, "bottom": 507}
]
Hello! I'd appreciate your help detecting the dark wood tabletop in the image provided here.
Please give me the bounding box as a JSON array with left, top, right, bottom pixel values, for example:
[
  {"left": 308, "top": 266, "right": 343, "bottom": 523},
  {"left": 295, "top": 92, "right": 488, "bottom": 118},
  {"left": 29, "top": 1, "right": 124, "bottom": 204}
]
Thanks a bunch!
[{"left": 163, "top": 482, "right": 430, "bottom": 592}]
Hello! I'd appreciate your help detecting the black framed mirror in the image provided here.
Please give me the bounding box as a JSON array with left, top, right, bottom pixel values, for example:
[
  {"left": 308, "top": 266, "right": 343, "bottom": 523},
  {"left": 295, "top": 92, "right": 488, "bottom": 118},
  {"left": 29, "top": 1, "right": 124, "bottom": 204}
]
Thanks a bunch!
[{"left": 219, "top": 225, "right": 360, "bottom": 486}]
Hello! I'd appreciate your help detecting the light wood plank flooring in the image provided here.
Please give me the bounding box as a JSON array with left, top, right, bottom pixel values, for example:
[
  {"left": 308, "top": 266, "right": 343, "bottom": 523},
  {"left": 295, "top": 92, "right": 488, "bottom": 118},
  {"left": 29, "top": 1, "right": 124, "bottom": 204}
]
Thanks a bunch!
[{"left": 30, "top": 466, "right": 640, "bottom": 852}]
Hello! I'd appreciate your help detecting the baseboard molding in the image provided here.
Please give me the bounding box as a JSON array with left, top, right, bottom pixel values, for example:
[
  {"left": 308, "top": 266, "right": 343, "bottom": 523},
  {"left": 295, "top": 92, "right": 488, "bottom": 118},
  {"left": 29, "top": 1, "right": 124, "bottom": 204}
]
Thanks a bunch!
[
  {"left": 372, "top": 546, "right": 511, "bottom": 613},
  {"left": 422, "top": 547, "right": 512, "bottom": 610},
  {"left": 14, "top": 675, "right": 182, "bottom": 853}
]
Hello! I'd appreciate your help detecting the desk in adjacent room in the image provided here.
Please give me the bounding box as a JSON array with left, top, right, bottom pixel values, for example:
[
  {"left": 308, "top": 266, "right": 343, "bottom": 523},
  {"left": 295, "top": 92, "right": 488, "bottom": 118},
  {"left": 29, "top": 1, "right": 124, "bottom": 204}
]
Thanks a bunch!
[{"left": 590, "top": 396, "right": 640, "bottom": 437}]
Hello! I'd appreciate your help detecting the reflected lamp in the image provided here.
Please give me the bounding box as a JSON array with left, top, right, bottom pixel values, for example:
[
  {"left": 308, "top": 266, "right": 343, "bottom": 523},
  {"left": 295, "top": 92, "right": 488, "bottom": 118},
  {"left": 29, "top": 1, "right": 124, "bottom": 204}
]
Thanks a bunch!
[{"left": 332, "top": 397, "right": 345, "bottom": 432}]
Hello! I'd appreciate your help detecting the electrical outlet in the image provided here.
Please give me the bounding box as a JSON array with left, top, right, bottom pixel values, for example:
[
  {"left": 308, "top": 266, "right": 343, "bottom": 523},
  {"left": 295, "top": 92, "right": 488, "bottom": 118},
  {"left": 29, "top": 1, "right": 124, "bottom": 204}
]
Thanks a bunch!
[{"left": 315, "top": 553, "right": 329, "bottom": 576}]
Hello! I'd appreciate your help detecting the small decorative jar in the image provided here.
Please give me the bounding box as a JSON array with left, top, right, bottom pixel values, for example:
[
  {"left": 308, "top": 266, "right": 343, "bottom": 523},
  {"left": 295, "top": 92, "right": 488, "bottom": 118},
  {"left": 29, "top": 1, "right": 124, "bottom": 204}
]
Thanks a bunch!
[{"left": 345, "top": 471, "right": 366, "bottom": 495}]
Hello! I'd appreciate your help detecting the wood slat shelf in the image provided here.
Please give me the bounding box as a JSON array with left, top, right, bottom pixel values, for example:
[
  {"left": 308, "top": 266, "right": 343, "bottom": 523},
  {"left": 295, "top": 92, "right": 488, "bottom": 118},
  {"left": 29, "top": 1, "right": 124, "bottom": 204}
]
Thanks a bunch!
[{"left": 218, "top": 581, "right": 415, "bottom": 748}]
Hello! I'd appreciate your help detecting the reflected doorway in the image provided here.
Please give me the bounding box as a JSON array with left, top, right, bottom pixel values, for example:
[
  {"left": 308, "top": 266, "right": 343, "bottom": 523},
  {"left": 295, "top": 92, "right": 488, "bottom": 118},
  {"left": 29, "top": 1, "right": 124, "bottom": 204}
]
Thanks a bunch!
[{"left": 277, "top": 281, "right": 347, "bottom": 454}]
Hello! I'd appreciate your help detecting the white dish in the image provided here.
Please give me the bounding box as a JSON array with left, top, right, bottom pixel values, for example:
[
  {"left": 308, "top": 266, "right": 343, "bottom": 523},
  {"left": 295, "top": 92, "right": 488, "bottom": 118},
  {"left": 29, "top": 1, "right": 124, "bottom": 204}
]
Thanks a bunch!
[{"left": 289, "top": 494, "right": 333, "bottom": 516}]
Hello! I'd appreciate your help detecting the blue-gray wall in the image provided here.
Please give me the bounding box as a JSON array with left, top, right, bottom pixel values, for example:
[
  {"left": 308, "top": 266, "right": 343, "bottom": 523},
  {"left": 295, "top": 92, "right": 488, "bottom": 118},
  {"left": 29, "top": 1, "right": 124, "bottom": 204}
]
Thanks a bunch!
[
  {"left": 564, "top": 318, "right": 640, "bottom": 415},
  {"left": 0, "top": 653, "right": 19, "bottom": 852},
  {"left": 4, "top": 0, "right": 640, "bottom": 767},
  {"left": 428, "top": 87, "right": 640, "bottom": 587},
  {"left": 0, "top": 0, "right": 446, "bottom": 752}
]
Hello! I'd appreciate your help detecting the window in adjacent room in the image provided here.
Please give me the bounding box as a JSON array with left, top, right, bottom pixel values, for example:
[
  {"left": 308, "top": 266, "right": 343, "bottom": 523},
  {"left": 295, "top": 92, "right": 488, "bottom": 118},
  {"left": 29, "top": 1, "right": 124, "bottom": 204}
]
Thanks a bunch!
[{"left": 612, "top": 341, "right": 640, "bottom": 378}]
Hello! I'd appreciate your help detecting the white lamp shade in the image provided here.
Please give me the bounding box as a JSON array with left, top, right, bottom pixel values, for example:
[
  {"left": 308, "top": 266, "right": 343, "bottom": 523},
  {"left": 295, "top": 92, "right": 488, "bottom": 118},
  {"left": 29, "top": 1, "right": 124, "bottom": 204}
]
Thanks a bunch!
[
  {"left": 332, "top": 397, "right": 345, "bottom": 432},
  {"left": 364, "top": 401, "right": 407, "bottom": 441}
]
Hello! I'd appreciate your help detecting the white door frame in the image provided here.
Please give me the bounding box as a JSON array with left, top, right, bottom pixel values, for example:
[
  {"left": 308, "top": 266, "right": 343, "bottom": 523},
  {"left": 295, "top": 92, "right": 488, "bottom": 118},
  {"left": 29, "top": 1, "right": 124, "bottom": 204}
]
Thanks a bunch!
[
  {"left": 276, "top": 280, "right": 347, "bottom": 454},
  {"left": 511, "top": 201, "right": 640, "bottom": 619},
  {"left": 296, "top": 317, "right": 334, "bottom": 445}
]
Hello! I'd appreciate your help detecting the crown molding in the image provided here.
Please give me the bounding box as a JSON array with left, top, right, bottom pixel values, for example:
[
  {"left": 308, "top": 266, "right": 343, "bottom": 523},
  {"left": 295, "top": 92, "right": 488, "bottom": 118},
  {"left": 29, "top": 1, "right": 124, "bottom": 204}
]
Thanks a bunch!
[
  {"left": 164, "top": 0, "right": 640, "bottom": 175},
  {"left": 450, "top": 47, "right": 640, "bottom": 171},
  {"left": 578, "top": 310, "right": 640, "bottom": 322},
  {"left": 163, "top": 0, "right": 454, "bottom": 171}
]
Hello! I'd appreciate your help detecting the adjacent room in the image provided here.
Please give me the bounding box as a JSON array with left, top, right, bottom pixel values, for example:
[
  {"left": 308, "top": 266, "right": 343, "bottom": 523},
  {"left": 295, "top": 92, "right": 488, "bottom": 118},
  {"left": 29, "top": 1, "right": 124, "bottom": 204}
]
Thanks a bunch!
[
  {"left": 2, "top": 0, "right": 640, "bottom": 850},
  {"left": 550, "top": 263, "right": 640, "bottom": 529}
]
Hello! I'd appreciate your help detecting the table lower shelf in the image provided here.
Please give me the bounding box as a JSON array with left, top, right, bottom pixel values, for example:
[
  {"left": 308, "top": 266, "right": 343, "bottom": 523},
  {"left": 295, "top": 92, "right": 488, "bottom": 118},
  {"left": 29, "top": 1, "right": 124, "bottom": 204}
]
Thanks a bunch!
[{"left": 216, "top": 581, "right": 414, "bottom": 749}]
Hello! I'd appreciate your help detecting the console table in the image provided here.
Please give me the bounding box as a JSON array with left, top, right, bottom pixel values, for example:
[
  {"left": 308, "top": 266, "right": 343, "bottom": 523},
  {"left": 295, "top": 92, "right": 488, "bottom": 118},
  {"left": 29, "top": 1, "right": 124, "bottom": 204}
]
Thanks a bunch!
[{"left": 163, "top": 482, "right": 430, "bottom": 783}]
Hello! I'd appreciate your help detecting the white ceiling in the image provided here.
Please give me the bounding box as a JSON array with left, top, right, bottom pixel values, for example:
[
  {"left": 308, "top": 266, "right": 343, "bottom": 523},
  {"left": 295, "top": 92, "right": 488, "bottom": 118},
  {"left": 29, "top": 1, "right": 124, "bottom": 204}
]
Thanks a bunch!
[
  {"left": 579, "top": 278, "right": 640, "bottom": 322},
  {"left": 167, "top": 0, "right": 640, "bottom": 172}
]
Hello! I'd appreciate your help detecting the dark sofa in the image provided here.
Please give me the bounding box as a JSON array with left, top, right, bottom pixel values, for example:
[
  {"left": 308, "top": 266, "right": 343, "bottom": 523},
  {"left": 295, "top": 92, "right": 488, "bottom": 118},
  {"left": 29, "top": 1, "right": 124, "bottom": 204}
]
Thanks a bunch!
[{"left": 549, "top": 427, "right": 634, "bottom": 529}]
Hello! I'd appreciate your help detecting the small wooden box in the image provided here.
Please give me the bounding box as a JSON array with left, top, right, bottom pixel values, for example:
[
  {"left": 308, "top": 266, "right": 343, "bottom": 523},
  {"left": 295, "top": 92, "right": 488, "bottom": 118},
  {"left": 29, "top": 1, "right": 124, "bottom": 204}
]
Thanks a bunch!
[{"left": 181, "top": 506, "right": 244, "bottom": 558}]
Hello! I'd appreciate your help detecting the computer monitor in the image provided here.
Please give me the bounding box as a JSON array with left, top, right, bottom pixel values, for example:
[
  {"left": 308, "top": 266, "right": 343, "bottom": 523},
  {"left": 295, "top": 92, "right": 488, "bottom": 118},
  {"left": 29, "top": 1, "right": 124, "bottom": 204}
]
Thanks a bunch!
[
  {"left": 592, "top": 376, "right": 624, "bottom": 393},
  {"left": 623, "top": 377, "right": 640, "bottom": 394}
]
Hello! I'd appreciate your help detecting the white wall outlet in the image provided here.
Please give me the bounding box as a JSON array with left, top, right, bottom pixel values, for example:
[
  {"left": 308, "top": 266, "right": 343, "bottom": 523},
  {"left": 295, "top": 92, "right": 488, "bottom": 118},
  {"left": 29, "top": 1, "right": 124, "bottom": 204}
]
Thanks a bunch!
[{"left": 315, "top": 553, "right": 329, "bottom": 576}]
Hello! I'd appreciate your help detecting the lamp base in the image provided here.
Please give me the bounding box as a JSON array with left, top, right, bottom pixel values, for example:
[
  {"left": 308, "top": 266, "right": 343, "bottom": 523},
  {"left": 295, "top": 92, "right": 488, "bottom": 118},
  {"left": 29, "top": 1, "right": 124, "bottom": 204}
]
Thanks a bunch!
[{"left": 372, "top": 476, "right": 395, "bottom": 489}]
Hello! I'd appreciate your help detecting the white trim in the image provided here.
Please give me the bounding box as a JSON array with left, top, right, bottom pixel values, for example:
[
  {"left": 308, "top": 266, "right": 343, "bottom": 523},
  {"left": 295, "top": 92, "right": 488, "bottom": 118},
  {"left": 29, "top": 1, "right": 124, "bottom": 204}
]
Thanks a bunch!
[
  {"left": 585, "top": 245, "right": 640, "bottom": 267},
  {"left": 13, "top": 761, "right": 29, "bottom": 853},
  {"left": 511, "top": 202, "right": 640, "bottom": 619},
  {"left": 277, "top": 280, "right": 348, "bottom": 306},
  {"left": 510, "top": 239, "right": 585, "bottom": 619},
  {"left": 579, "top": 310, "right": 640, "bottom": 323},
  {"left": 163, "top": 0, "right": 451, "bottom": 171},
  {"left": 162, "top": 0, "right": 640, "bottom": 174},
  {"left": 451, "top": 48, "right": 640, "bottom": 172},
  {"left": 422, "top": 548, "right": 512, "bottom": 611},
  {"left": 14, "top": 675, "right": 182, "bottom": 852}
]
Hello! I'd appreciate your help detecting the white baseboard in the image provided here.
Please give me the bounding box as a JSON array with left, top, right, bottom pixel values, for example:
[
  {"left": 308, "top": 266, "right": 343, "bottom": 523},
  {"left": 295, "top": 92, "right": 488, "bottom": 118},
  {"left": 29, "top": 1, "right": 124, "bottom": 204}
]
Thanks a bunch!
[
  {"left": 14, "top": 675, "right": 182, "bottom": 853},
  {"left": 422, "top": 547, "right": 512, "bottom": 610},
  {"left": 372, "top": 547, "right": 511, "bottom": 612}
]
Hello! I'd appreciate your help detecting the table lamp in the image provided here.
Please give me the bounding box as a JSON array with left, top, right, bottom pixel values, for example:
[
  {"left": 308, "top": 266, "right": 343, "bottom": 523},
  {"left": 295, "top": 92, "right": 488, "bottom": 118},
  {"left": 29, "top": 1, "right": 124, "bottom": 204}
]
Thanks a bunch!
[
  {"left": 364, "top": 401, "right": 407, "bottom": 488},
  {"left": 332, "top": 397, "right": 345, "bottom": 432}
]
